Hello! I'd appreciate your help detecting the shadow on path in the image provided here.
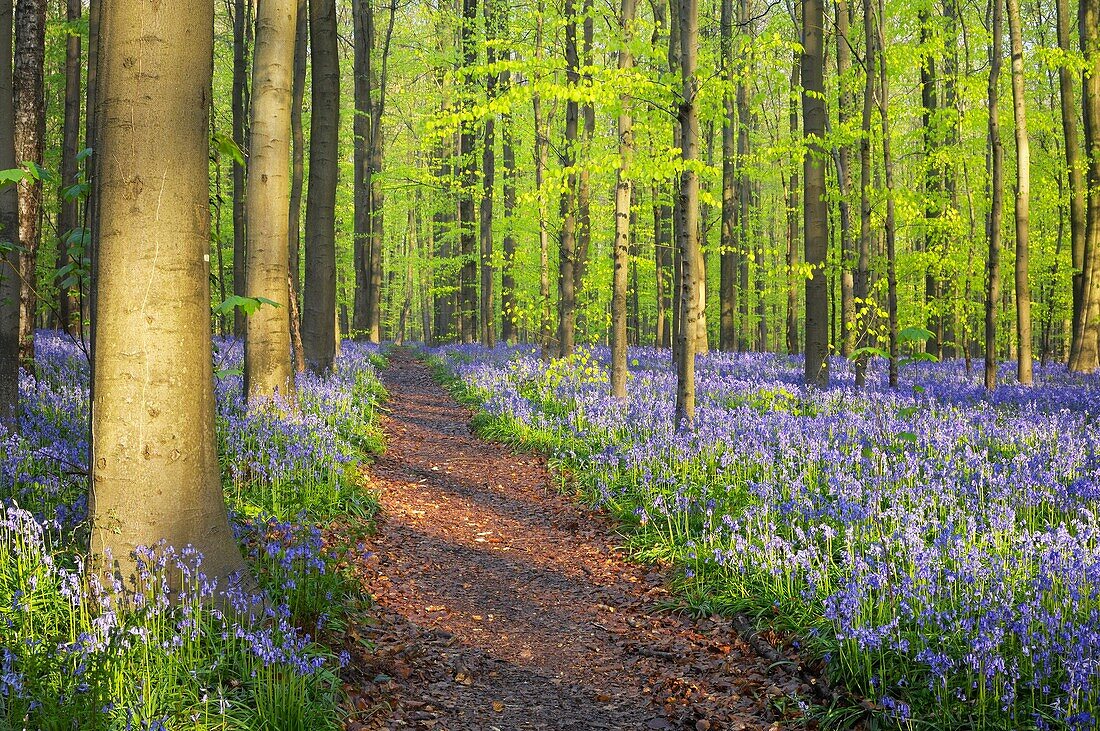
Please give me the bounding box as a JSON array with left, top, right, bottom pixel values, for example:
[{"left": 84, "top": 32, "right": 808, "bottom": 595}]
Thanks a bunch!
[{"left": 341, "top": 350, "right": 803, "bottom": 731}]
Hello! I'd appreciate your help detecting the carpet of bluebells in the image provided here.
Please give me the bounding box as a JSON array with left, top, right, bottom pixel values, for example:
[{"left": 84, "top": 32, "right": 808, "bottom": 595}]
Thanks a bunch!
[
  {"left": 430, "top": 344, "right": 1100, "bottom": 730},
  {"left": 1, "top": 332, "right": 385, "bottom": 730}
]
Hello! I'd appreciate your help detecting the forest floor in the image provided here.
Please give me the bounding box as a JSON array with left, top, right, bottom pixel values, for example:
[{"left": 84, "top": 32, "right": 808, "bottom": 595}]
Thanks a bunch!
[{"left": 338, "top": 351, "right": 809, "bottom": 731}]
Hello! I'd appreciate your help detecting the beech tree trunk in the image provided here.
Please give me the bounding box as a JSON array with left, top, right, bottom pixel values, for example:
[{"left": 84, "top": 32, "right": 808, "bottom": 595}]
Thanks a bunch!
[
  {"left": 1007, "top": 0, "right": 1032, "bottom": 384},
  {"left": 802, "top": 0, "right": 829, "bottom": 386},
  {"left": 231, "top": 0, "right": 250, "bottom": 337},
  {"left": 56, "top": 0, "right": 81, "bottom": 336},
  {"left": 786, "top": 8, "right": 800, "bottom": 357},
  {"left": 611, "top": 0, "right": 636, "bottom": 398},
  {"left": 303, "top": 0, "right": 339, "bottom": 372},
  {"left": 573, "top": 0, "right": 595, "bottom": 330},
  {"left": 501, "top": 59, "right": 518, "bottom": 343},
  {"left": 918, "top": 7, "right": 942, "bottom": 359},
  {"left": 0, "top": 0, "right": 19, "bottom": 431},
  {"left": 558, "top": 0, "right": 580, "bottom": 356},
  {"left": 479, "top": 0, "right": 499, "bottom": 347},
  {"left": 288, "top": 0, "right": 306, "bottom": 353},
  {"left": 1060, "top": 0, "right": 1087, "bottom": 360},
  {"left": 1071, "top": 0, "right": 1100, "bottom": 371},
  {"left": 90, "top": 0, "right": 247, "bottom": 589},
  {"left": 837, "top": 0, "right": 855, "bottom": 358},
  {"left": 14, "top": 0, "right": 44, "bottom": 367},
  {"left": 718, "top": 0, "right": 736, "bottom": 351},
  {"left": 244, "top": 0, "right": 297, "bottom": 402},
  {"left": 877, "top": 0, "right": 898, "bottom": 387},
  {"left": 458, "top": 0, "right": 478, "bottom": 343},
  {"left": 674, "top": 0, "right": 700, "bottom": 427},
  {"left": 985, "top": 0, "right": 1004, "bottom": 388}
]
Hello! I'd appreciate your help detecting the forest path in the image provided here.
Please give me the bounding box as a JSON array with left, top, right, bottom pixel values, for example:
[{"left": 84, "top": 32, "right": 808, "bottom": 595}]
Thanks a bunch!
[{"left": 341, "top": 350, "right": 796, "bottom": 731}]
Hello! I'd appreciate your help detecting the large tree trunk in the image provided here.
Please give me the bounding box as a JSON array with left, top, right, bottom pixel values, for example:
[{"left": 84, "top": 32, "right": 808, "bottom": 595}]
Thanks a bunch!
[
  {"left": 985, "top": 0, "right": 1004, "bottom": 388},
  {"left": 718, "top": 0, "right": 736, "bottom": 351},
  {"left": 1072, "top": 0, "right": 1100, "bottom": 371},
  {"left": 802, "top": 0, "right": 828, "bottom": 386},
  {"left": 231, "top": 0, "right": 250, "bottom": 337},
  {"left": 558, "top": 0, "right": 580, "bottom": 356},
  {"left": 56, "top": 0, "right": 81, "bottom": 336},
  {"left": 458, "top": 0, "right": 478, "bottom": 343},
  {"left": 0, "top": 0, "right": 19, "bottom": 431},
  {"left": 1061, "top": 0, "right": 1087, "bottom": 361},
  {"left": 303, "top": 0, "right": 339, "bottom": 372},
  {"left": 1007, "top": 0, "right": 1032, "bottom": 383},
  {"left": 611, "top": 0, "right": 636, "bottom": 398},
  {"left": 90, "top": 0, "right": 247, "bottom": 589},
  {"left": 244, "top": 0, "right": 297, "bottom": 402},
  {"left": 14, "top": 0, "right": 44, "bottom": 367},
  {"left": 674, "top": 0, "right": 700, "bottom": 427}
]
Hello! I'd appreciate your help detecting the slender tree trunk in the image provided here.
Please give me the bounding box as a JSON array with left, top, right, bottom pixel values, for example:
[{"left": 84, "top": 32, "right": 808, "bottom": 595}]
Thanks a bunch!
[
  {"left": 985, "top": 0, "right": 1004, "bottom": 388},
  {"left": 231, "top": 0, "right": 250, "bottom": 337},
  {"left": 303, "top": 0, "right": 339, "bottom": 372},
  {"left": 558, "top": 0, "right": 580, "bottom": 356},
  {"left": 501, "top": 61, "right": 518, "bottom": 343},
  {"left": 0, "top": 0, "right": 19, "bottom": 430},
  {"left": 288, "top": 0, "right": 306, "bottom": 344},
  {"left": 803, "top": 0, "right": 828, "bottom": 386},
  {"left": 479, "top": 0, "right": 499, "bottom": 347},
  {"left": 458, "top": 0, "right": 478, "bottom": 343},
  {"left": 674, "top": 0, "right": 700, "bottom": 427},
  {"left": 573, "top": 0, "right": 595, "bottom": 333},
  {"left": 611, "top": 0, "right": 636, "bottom": 398},
  {"left": 787, "top": 14, "right": 800, "bottom": 357},
  {"left": 877, "top": 0, "right": 898, "bottom": 387},
  {"left": 718, "top": 0, "right": 736, "bottom": 351},
  {"left": 90, "top": 0, "right": 247, "bottom": 589},
  {"left": 366, "top": 0, "right": 393, "bottom": 342},
  {"left": 56, "top": 0, "right": 81, "bottom": 336},
  {"left": 398, "top": 208, "right": 415, "bottom": 344},
  {"left": 1006, "top": 0, "right": 1032, "bottom": 384},
  {"left": 83, "top": 0, "right": 100, "bottom": 345},
  {"left": 943, "top": 0, "right": 960, "bottom": 358},
  {"left": 1060, "top": 0, "right": 1087, "bottom": 360},
  {"left": 244, "top": 0, "right": 297, "bottom": 402},
  {"left": 1072, "top": 0, "right": 1100, "bottom": 371},
  {"left": 735, "top": 1, "right": 751, "bottom": 351},
  {"left": 533, "top": 0, "right": 552, "bottom": 358},
  {"left": 837, "top": 0, "right": 855, "bottom": 358},
  {"left": 919, "top": 7, "right": 942, "bottom": 359},
  {"left": 854, "top": 0, "right": 873, "bottom": 385},
  {"left": 14, "top": 0, "right": 44, "bottom": 367},
  {"left": 352, "top": 0, "right": 371, "bottom": 333}
]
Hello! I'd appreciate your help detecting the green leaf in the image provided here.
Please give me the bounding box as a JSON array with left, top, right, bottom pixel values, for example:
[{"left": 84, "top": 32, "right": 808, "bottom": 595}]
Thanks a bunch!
[
  {"left": 898, "top": 326, "right": 935, "bottom": 344},
  {"left": 896, "top": 431, "right": 918, "bottom": 443},
  {"left": 212, "top": 131, "right": 245, "bottom": 166},
  {"left": 214, "top": 294, "right": 282, "bottom": 317}
]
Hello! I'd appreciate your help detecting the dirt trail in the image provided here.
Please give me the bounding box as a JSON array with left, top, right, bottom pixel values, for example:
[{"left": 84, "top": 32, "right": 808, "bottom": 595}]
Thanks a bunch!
[{"left": 342, "top": 351, "right": 801, "bottom": 731}]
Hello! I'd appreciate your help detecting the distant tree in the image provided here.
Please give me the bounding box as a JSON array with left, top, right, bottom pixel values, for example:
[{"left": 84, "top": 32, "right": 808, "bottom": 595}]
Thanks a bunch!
[
  {"left": 56, "top": 0, "right": 81, "bottom": 335},
  {"left": 1072, "top": 0, "right": 1100, "bottom": 372}
]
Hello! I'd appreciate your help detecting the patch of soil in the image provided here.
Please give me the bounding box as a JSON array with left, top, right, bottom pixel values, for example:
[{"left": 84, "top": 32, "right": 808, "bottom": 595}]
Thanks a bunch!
[{"left": 340, "top": 351, "right": 809, "bottom": 730}]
